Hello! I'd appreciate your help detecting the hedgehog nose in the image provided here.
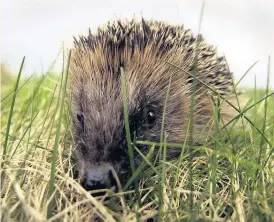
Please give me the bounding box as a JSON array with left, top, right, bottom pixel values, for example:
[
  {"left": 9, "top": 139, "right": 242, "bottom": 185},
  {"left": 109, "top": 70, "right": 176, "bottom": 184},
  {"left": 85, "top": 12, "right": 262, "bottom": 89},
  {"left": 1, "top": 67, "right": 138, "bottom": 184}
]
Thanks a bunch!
[{"left": 81, "top": 168, "right": 117, "bottom": 192}]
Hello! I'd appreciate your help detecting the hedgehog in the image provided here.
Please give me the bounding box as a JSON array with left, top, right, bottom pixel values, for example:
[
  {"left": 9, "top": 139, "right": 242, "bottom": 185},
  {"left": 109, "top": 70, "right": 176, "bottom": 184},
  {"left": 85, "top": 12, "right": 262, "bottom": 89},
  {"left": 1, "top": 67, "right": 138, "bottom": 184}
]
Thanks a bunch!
[{"left": 69, "top": 18, "right": 234, "bottom": 191}]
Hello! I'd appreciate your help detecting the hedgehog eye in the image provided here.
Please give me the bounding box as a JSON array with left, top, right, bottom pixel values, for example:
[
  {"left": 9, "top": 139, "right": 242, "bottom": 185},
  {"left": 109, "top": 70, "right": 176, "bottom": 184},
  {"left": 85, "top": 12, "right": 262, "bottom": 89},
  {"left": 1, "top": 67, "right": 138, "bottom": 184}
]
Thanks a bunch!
[
  {"left": 147, "top": 110, "right": 156, "bottom": 125},
  {"left": 77, "top": 113, "right": 84, "bottom": 126}
]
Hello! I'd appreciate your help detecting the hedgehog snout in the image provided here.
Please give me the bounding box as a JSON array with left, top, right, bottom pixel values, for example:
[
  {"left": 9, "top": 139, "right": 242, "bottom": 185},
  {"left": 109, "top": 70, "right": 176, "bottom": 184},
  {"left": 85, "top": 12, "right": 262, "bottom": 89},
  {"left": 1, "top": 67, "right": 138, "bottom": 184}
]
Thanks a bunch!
[{"left": 81, "top": 164, "right": 117, "bottom": 192}]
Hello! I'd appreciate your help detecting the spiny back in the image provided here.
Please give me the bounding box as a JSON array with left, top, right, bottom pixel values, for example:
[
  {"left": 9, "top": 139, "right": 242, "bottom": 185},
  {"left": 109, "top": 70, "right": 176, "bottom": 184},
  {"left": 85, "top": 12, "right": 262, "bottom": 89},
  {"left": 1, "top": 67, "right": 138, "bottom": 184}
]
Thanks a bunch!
[{"left": 71, "top": 18, "right": 233, "bottom": 97}]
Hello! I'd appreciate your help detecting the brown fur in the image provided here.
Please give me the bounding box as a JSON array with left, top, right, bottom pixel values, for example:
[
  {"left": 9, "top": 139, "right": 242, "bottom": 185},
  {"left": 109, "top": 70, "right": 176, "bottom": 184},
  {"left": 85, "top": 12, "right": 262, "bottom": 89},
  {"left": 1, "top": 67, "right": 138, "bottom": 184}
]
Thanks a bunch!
[{"left": 69, "top": 18, "right": 234, "bottom": 186}]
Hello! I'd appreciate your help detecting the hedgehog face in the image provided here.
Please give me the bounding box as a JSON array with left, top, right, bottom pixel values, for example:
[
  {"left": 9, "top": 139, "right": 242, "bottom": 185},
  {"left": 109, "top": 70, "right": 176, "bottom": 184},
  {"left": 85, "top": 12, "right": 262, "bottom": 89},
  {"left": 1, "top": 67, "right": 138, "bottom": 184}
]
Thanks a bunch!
[
  {"left": 70, "top": 19, "right": 233, "bottom": 191},
  {"left": 71, "top": 64, "right": 190, "bottom": 190}
]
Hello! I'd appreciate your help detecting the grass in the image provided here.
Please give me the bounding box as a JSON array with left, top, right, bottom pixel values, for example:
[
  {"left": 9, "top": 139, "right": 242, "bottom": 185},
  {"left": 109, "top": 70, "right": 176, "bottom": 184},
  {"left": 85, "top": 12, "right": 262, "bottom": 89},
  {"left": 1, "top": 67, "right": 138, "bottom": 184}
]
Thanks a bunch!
[
  {"left": 1, "top": 54, "right": 274, "bottom": 221},
  {"left": 1, "top": 34, "right": 274, "bottom": 222}
]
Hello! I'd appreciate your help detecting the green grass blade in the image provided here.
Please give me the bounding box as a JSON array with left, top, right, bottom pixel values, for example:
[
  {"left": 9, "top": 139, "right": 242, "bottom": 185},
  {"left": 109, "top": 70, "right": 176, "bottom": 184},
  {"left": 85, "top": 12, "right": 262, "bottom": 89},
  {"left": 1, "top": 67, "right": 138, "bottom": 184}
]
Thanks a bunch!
[
  {"left": 124, "top": 144, "right": 156, "bottom": 190},
  {"left": 9, "top": 112, "right": 39, "bottom": 159},
  {"left": 158, "top": 75, "right": 172, "bottom": 220},
  {"left": 1, "top": 73, "right": 35, "bottom": 103},
  {"left": 261, "top": 56, "right": 273, "bottom": 169},
  {"left": 235, "top": 61, "right": 258, "bottom": 87},
  {"left": 120, "top": 67, "right": 135, "bottom": 176},
  {"left": 47, "top": 50, "right": 71, "bottom": 219},
  {"left": 3, "top": 57, "right": 25, "bottom": 158}
]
